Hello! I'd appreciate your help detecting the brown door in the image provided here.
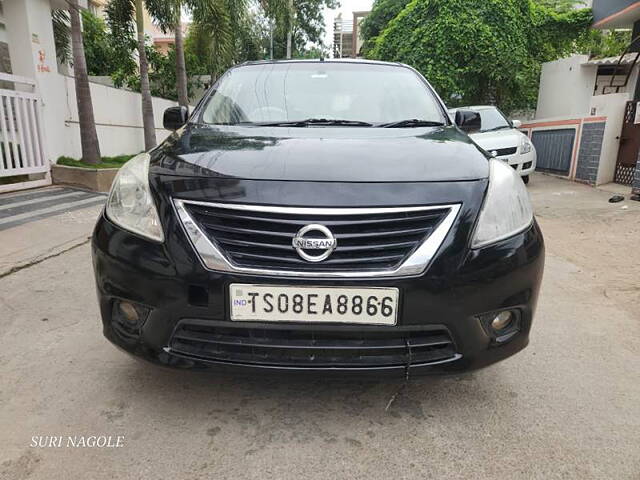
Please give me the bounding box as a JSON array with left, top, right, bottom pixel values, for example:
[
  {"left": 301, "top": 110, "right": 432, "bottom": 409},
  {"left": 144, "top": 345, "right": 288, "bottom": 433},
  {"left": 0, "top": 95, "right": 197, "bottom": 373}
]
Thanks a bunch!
[{"left": 616, "top": 101, "right": 640, "bottom": 185}]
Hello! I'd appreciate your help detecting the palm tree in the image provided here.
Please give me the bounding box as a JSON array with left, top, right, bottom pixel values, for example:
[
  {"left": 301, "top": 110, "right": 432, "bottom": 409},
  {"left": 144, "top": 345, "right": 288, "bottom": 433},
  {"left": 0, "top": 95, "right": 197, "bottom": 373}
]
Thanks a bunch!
[
  {"left": 188, "top": 0, "right": 238, "bottom": 79},
  {"left": 52, "top": 9, "right": 72, "bottom": 65},
  {"left": 106, "top": 0, "right": 158, "bottom": 150},
  {"left": 153, "top": 0, "right": 254, "bottom": 107},
  {"left": 145, "top": 1, "right": 189, "bottom": 108},
  {"left": 135, "top": 0, "right": 157, "bottom": 150},
  {"left": 68, "top": 0, "right": 101, "bottom": 164},
  {"left": 174, "top": 14, "right": 189, "bottom": 107}
]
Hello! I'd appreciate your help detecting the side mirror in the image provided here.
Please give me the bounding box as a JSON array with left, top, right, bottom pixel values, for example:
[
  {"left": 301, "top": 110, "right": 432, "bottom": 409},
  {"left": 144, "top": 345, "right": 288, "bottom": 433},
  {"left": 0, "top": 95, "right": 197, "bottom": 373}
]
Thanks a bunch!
[
  {"left": 455, "top": 110, "right": 481, "bottom": 133},
  {"left": 163, "top": 106, "right": 189, "bottom": 131},
  {"left": 512, "top": 119, "right": 522, "bottom": 129}
]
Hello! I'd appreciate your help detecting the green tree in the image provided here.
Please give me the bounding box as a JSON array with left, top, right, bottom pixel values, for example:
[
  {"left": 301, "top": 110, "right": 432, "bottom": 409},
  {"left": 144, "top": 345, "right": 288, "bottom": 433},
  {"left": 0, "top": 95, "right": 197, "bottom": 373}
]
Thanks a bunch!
[
  {"left": 294, "top": 0, "right": 339, "bottom": 54},
  {"left": 236, "top": 9, "right": 271, "bottom": 62},
  {"left": 147, "top": 44, "right": 204, "bottom": 101},
  {"left": 536, "top": 0, "right": 586, "bottom": 13},
  {"left": 184, "top": 0, "right": 273, "bottom": 80},
  {"left": 107, "top": 0, "right": 165, "bottom": 150},
  {"left": 81, "top": 10, "right": 121, "bottom": 76},
  {"left": 367, "top": 0, "right": 592, "bottom": 112},
  {"left": 100, "top": 0, "right": 194, "bottom": 108},
  {"left": 538, "top": 0, "right": 631, "bottom": 59},
  {"left": 261, "top": 0, "right": 337, "bottom": 60},
  {"left": 52, "top": 9, "right": 72, "bottom": 65},
  {"left": 53, "top": 9, "right": 138, "bottom": 79},
  {"left": 582, "top": 30, "right": 632, "bottom": 59},
  {"left": 187, "top": 0, "right": 246, "bottom": 79},
  {"left": 359, "top": 0, "right": 410, "bottom": 56},
  {"left": 144, "top": 1, "right": 189, "bottom": 107},
  {"left": 298, "top": 45, "right": 331, "bottom": 59}
]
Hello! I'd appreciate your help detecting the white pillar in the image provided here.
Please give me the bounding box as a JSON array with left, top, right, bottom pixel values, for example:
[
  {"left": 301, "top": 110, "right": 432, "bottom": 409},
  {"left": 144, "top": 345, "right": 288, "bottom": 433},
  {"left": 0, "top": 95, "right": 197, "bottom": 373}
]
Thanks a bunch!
[
  {"left": 4, "top": 0, "right": 59, "bottom": 84},
  {"left": 3, "top": 0, "right": 85, "bottom": 162}
]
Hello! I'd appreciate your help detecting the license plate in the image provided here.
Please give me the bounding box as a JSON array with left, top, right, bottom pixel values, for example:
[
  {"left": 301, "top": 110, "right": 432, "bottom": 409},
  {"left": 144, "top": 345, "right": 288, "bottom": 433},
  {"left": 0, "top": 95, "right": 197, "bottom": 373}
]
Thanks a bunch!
[{"left": 229, "top": 284, "right": 399, "bottom": 326}]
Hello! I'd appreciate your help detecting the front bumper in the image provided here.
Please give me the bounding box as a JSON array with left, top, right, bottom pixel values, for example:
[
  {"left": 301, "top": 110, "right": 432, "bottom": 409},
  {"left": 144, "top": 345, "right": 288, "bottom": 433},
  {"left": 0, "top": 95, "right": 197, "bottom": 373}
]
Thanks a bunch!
[
  {"left": 92, "top": 211, "right": 545, "bottom": 377},
  {"left": 499, "top": 150, "right": 537, "bottom": 177}
]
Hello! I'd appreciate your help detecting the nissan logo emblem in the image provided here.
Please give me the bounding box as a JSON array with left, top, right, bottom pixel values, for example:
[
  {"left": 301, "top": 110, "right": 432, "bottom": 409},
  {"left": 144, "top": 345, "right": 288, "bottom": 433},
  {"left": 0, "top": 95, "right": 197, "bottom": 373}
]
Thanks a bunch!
[{"left": 292, "top": 224, "right": 337, "bottom": 262}]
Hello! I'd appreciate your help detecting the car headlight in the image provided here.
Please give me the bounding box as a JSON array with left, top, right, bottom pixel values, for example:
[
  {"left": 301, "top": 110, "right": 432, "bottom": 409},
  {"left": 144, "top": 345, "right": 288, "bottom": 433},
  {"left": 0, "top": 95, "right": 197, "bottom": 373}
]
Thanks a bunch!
[
  {"left": 105, "top": 153, "right": 164, "bottom": 242},
  {"left": 471, "top": 159, "right": 533, "bottom": 249},
  {"left": 520, "top": 137, "right": 533, "bottom": 154}
]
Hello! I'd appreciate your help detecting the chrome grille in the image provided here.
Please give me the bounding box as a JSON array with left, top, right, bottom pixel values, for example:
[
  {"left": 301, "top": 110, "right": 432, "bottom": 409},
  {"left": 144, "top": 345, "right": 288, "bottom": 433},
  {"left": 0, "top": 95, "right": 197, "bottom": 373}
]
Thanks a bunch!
[{"left": 180, "top": 202, "right": 452, "bottom": 273}]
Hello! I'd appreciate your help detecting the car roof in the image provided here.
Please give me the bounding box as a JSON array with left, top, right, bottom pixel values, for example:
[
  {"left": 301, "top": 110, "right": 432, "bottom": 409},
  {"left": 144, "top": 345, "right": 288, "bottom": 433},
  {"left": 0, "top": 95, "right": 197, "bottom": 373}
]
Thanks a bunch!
[
  {"left": 451, "top": 105, "right": 498, "bottom": 111},
  {"left": 239, "top": 58, "right": 407, "bottom": 68}
]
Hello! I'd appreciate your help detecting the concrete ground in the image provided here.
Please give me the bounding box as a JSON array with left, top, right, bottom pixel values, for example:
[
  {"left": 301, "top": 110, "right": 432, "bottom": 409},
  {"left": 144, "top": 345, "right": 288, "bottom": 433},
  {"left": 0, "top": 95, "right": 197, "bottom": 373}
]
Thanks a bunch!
[
  {"left": 0, "top": 174, "right": 639, "bottom": 480},
  {"left": 0, "top": 187, "right": 105, "bottom": 277}
]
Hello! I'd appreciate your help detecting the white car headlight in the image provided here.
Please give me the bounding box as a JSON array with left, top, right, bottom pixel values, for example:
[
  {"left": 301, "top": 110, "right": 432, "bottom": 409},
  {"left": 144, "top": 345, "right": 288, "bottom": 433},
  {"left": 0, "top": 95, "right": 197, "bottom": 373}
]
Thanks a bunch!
[
  {"left": 520, "top": 136, "right": 533, "bottom": 154},
  {"left": 471, "top": 159, "right": 533, "bottom": 249},
  {"left": 105, "top": 153, "right": 164, "bottom": 242}
]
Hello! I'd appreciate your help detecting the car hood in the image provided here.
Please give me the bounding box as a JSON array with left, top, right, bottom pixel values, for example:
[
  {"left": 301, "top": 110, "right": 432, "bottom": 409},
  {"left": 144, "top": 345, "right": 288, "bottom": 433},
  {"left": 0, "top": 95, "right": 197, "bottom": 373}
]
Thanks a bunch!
[
  {"left": 150, "top": 124, "right": 489, "bottom": 182},
  {"left": 469, "top": 128, "right": 524, "bottom": 152}
]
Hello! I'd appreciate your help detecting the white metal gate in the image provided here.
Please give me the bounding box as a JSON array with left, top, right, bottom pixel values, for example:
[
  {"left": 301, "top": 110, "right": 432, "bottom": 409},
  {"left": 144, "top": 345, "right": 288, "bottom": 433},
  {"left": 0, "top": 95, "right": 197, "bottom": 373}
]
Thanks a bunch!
[{"left": 0, "top": 72, "right": 50, "bottom": 193}]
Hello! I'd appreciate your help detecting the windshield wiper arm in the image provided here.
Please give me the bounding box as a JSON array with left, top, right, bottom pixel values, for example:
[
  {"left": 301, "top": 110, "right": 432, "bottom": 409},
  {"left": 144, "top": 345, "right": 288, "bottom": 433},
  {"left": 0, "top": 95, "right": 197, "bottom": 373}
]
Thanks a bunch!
[
  {"left": 378, "top": 119, "right": 446, "bottom": 128},
  {"left": 255, "top": 118, "right": 374, "bottom": 127},
  {"left": 482, "top": 125, "right": 512, "bottom": 132}
]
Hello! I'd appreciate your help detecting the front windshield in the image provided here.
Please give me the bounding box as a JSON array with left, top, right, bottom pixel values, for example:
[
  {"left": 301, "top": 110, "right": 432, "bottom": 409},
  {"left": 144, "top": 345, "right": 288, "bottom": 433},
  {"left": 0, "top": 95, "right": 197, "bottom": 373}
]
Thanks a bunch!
[
  {"left": 199, "top": 63, "right": 447, "bottom": 126},
  {"left": 476, "top": 108, "right": 512, "bottom": 132}
]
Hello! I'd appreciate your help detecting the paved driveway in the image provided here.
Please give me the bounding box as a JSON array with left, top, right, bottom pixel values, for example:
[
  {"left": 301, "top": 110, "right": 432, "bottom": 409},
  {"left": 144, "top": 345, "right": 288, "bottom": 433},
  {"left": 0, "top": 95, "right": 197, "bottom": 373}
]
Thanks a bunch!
[{"left": 0, "top": 175, "right": 638, "bottom": 480}]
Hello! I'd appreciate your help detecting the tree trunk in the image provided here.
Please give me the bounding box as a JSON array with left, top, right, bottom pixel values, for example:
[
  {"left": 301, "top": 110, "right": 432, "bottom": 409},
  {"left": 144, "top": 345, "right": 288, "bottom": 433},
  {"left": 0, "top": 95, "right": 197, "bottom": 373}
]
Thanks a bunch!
[
  {"left": 174, "top": 16, "right": 189, "bottom": 108},
  {"left": 135, "top": 0, "right": 156, "bottom": 150},
  {"left": 286, "top": 0, "right": 293, "bottom": 59},
  {"left": 269, "top": 19, "right": 274, "bottom": 60},
  {"left": 69, "top": 0, "right": 101, "bottom": 164}
]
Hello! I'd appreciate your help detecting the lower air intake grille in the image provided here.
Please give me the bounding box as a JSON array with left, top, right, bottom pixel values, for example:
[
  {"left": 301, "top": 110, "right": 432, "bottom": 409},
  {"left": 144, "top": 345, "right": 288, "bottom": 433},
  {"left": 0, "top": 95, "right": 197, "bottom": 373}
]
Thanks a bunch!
[
  {"left": 181, "top": 202, "right": 451, "bottom": 272},
  {"left": 169, "top": 320, "right": 459, "bottom": 369}
]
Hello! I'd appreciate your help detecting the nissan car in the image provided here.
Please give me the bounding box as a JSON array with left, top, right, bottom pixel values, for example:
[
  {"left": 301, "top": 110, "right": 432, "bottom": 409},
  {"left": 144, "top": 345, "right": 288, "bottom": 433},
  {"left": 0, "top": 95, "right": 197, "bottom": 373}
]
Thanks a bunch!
[
  {"left": 449, "top": 106, "right": 537, "bottom": 184},
  {"left": 92, "top": 60, "right": 544, "bottom": 376}
]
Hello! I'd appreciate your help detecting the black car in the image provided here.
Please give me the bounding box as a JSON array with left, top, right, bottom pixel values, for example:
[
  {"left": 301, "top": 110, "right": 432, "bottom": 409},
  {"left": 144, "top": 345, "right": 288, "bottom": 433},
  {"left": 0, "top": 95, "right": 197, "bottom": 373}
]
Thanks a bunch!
[{"left": 92, "top": 60, "right": 544, "bottom": 377}]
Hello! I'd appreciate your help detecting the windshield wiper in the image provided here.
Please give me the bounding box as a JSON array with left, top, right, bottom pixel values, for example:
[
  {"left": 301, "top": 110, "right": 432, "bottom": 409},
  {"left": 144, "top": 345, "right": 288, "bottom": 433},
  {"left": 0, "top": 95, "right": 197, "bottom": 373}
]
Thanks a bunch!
[
  {"left": 211, "top": 121, "right": 255, "bottom": 126},
  {"left": 378, "top": 119, "right": 446, "bottom": 128},
  {"left": 255, "top": 118, "right": 374, "bottom": 127},
  {"left": 481, "top": 125, "right": 512, "bottom": 133}
]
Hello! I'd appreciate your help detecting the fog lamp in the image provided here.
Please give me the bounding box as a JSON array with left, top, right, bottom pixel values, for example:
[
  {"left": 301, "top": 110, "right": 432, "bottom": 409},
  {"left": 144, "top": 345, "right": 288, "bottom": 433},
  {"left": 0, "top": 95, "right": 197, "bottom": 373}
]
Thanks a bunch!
[
  {"left": 491, "top": 311, "right": 513, "bottom": 331},
  {"left": 477, "top": 309, "right": 522, "bottom": 345},
  {"left": 112, "top": 300, "right": 150, "bottom": 332},
  {"left": 119, "top": 302, "right": 140, "bottom": 325}
]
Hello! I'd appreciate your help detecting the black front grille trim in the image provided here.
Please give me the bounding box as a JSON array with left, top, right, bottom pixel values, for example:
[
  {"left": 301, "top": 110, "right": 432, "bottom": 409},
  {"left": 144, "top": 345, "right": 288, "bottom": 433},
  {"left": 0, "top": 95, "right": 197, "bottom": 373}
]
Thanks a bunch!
[
  {"left": 493, "top": 146, "right": 518, "bottom": 157},
  {"left": 168, "top": 319, "right": 459, "bottom": 369}
]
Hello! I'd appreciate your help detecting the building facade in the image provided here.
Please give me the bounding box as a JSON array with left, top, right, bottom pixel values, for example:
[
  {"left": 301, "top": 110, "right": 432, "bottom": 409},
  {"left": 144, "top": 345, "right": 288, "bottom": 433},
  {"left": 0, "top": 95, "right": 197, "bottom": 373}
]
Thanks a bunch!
[
  {"left": 529, "top": 0, "right": 640, "bottom": 194},
  {"left": 332, "top": 11, "right": 370, "bottom": 58}
]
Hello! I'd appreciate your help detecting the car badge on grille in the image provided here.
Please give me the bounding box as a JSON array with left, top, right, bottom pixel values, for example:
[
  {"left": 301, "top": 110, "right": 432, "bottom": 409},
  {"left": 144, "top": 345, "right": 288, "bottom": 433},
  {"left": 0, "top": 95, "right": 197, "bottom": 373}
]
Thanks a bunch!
[{"left": 292, "top": 224, "right": 337, "bottom": 262}]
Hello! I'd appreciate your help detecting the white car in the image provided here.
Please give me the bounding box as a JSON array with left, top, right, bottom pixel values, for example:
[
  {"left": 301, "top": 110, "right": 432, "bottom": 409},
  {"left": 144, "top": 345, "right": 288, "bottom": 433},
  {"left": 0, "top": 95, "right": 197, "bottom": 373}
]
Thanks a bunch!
[{"left": 450, "top": 106, "right": 536, "bottom": 184}]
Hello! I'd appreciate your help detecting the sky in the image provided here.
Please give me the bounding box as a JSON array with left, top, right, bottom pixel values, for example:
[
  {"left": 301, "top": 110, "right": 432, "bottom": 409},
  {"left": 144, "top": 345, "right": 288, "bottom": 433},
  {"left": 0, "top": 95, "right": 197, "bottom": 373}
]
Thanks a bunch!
[{"left": 322, "top": 0, "right": 374, "bottom": 52}]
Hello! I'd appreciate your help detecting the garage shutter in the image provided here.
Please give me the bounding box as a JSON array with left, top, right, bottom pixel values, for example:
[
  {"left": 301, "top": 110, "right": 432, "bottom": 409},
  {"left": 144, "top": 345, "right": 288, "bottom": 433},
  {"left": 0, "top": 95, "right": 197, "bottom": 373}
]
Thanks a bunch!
[{"left": 531, "top": 129, "right": 575, "bottom": 174}]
